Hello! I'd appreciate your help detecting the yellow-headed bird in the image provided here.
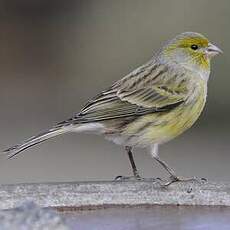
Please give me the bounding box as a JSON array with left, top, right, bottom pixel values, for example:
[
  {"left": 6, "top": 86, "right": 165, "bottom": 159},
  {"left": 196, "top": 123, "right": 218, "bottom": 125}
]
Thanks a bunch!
[{"left": 4, "top": 32, "right": 222, "bottom": 185}]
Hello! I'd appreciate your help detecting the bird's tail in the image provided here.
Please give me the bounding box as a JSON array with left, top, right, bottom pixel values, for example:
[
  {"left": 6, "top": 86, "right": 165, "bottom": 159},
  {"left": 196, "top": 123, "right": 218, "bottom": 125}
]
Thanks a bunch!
[{"left": 3, "top": 126, "right": 71, "bottom": 159}]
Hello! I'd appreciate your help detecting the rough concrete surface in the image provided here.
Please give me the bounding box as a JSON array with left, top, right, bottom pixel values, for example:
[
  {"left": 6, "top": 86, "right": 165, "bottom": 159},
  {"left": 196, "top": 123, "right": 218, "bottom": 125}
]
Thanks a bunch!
[
  {"left": 1, "top": 181, "right": 230, "bottom": 230},
  {"left": 0, "top": 180, "right": 230, "bottom": 210}
]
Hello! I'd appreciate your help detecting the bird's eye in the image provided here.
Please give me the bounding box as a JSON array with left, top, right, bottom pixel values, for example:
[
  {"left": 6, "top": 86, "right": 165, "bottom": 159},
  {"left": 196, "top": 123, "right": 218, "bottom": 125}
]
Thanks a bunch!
[{"left": 191, "top": 44, "right": 198, "bottom": 50}]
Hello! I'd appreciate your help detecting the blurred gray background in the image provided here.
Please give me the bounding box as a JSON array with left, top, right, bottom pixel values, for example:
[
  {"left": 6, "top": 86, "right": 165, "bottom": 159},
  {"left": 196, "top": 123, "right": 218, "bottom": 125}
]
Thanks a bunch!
[{"left": 0, "top": 0, "right": 229, "bottom": 184}]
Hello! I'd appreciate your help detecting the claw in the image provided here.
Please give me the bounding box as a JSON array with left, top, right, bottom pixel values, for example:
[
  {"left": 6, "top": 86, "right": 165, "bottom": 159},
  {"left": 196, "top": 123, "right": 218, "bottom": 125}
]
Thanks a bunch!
[
  {"left": 114, "top": 175, "right": 123, "bottom": 181},
  {"left": 114, "top": 175, "right": 144, "bottom": 181},
  {"left": 114, "top": 175, "right": 164, "bottom": 183},
  {"left": 162, "top": 176, "right": 208, "bottom": 187}
]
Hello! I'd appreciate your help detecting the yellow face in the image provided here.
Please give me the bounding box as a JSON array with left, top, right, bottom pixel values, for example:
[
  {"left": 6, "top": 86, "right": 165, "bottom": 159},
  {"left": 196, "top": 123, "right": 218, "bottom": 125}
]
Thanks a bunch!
[
  {"left": 162, "top": 32, "right": 222, "bottom": 70},
  {"left": 178, "top": 36, "right": 209, "bottom": 69}
]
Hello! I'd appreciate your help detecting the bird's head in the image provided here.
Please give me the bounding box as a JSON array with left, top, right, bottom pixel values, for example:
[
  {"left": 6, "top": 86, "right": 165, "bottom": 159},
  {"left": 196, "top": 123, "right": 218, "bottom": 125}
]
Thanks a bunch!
[{"left": 159, "top": 32, "right": 222, "bottom": 75}]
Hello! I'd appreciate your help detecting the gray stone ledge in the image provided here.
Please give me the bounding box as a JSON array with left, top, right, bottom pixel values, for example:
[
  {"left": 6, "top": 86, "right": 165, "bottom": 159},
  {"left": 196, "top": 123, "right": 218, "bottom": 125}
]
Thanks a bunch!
[{"left": 0, "top": 181, "right": 230, "bottom": 210}]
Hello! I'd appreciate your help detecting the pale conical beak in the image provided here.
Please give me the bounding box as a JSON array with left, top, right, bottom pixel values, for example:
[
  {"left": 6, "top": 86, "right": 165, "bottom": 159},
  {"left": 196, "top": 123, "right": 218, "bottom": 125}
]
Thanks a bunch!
[{"left": 207, "top": 43, "right": 223, "bottom": 57}]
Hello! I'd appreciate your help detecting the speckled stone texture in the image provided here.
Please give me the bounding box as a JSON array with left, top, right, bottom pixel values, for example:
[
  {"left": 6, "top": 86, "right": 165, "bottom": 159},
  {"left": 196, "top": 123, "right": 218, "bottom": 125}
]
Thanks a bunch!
[{"left": 0, "top": 180, "right": 230, "bottom": 210}]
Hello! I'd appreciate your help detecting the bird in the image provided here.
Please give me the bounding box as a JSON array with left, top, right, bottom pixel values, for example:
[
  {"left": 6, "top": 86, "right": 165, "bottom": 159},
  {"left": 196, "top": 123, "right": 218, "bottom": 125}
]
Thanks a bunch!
[{"left": 4, "top": 32, "right": 222, "bottom": 185}]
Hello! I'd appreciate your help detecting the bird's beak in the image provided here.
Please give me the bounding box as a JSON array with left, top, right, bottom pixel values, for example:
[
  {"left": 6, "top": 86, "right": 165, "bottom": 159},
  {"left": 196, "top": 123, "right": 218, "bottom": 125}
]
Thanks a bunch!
[{"left": 206, "top": 43, "right": 223, "bottom": 57}]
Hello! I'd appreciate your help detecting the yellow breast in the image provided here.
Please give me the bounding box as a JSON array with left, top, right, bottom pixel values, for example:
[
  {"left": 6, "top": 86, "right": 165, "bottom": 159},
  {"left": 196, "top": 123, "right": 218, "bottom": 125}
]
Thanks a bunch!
[{"left": 123, "top": 78, "right": 207, "bottom": 146}]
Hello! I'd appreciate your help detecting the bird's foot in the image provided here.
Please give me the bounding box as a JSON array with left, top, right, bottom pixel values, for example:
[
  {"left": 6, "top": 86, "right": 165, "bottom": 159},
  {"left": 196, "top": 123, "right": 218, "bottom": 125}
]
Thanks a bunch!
[
  {"left": 162, "top": 175, "right": 207, "bottom": 187},
  {"left": 114, "top": 174, "right": 145, "bottom": 181},
  {"left": 114, "top": 174, "right": 162, "bottom": 183}
]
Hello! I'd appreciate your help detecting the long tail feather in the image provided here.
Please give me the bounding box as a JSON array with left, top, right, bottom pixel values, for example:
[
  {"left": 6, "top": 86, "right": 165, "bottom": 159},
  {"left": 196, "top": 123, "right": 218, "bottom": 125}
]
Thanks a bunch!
[{"left": 3, "top": 127, "right": 70, "bottom": 159}]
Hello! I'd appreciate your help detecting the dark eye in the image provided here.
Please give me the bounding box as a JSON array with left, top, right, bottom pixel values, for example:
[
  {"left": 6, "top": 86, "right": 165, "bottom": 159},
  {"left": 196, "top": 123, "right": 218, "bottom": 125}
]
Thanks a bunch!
[{"left": 191, "top": 44, "right": 198, "bottom": 50}]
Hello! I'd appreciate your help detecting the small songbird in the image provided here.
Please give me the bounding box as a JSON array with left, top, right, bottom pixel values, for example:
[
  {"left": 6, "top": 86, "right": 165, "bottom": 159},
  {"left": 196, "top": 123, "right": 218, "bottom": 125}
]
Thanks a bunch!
[{"left": 4, "top": 32, "right": 222, "bottom": 185}]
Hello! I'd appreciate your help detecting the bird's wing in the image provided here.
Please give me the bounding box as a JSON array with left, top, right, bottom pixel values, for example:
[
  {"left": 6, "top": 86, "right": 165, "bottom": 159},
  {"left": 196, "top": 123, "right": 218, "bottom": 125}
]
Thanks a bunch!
[{"left": 58, "top": 62, "right": 187, "bottom": 125}]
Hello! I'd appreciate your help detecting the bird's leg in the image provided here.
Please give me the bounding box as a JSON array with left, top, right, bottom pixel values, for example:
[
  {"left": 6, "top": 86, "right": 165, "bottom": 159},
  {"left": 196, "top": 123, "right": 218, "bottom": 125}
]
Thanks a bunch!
[
  {"left": 126, "top": 146, "right": 142, "bottom": 179},
  {"left": 115, "top": 146, "right": 143, "bottom": 181},
  {"left": 153, "top": 155, "right": 179, "bottom": 183},
  {"left": 150, "top": 144, "right": 206, "bottom": 186},
  {"left": 150, "top": 144, "right": 177, "bottom": 184}
]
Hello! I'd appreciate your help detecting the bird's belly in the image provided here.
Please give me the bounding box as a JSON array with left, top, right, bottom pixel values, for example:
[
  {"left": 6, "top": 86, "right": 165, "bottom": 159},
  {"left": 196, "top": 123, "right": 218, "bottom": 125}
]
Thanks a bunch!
[{"left": 112, "top": 94, "right": 206, "bottom": 147}]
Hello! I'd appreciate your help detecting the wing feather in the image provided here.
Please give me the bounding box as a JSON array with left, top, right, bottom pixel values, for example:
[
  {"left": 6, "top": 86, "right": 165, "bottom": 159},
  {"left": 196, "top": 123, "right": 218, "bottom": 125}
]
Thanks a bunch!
[{"left": 58, "top": 62, "right": 187, "bottom": 125}]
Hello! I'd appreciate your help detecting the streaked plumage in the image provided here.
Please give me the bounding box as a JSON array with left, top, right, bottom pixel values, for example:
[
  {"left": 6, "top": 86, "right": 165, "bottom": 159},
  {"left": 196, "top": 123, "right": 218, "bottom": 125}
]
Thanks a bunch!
[{"left": 4, "top": 32, "right": 222, "bottom": 184}]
